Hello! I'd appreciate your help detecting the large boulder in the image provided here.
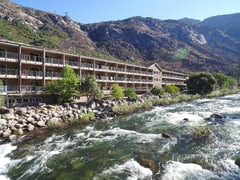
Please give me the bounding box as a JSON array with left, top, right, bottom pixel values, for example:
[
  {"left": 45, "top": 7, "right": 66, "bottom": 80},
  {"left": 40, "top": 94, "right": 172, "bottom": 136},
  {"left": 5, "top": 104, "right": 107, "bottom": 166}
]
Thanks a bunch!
[
  {"left": 3, "top": 128, "right": 12, "bottom": 138},
  {"left": 27, "top": 124, "right": 35, "bottom": 131},
  {"left": 2, "top": 113, "right": 15, "bottom": 120},
  {"left": 0, "top": 106, "right": 10, "bottom": 114},
  {"left": 37, "top": 120, "right": 46, "bottom": 127},
  {"left": 15, "top": 107, "right": 28, "bottom": 115},
  {"left": 235, "top": 158, "right": 240, "bottom": 168},
  {"left": 9, "top": 134, "right": 17, "bottom": 142}
]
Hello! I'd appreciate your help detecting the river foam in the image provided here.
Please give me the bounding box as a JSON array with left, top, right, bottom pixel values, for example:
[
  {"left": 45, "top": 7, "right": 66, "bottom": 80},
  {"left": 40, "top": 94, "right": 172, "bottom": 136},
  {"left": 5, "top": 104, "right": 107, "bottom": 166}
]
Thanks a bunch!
[
  {"left": 0, "top": 144, "right": 17, "bottom": 180},
  {"left": 98, "top": 159, "right": 152, "bottom": 180}
]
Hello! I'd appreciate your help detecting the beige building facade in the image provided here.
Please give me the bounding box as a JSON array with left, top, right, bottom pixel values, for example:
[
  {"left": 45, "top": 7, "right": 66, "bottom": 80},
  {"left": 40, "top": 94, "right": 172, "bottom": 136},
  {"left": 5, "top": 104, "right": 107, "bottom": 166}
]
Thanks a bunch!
[{"left": 0, "top": 40, "right": 187, "bottom": 105}]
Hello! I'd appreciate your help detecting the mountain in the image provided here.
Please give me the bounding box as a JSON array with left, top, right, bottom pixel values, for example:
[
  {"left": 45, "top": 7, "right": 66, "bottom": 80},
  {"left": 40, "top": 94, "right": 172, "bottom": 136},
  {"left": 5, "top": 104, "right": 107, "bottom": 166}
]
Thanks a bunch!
[
  {"left": 0, "top": 0, "right": 96, "bottom": 51},
  {"left": 80, "top": 16, "right": 240, "bottom": 74},
  {"left": 0, "top": 0, "right": 240, "bottom": 75},
  {"left": 203, "top": 13, "right": 240, "bottom": 39}
]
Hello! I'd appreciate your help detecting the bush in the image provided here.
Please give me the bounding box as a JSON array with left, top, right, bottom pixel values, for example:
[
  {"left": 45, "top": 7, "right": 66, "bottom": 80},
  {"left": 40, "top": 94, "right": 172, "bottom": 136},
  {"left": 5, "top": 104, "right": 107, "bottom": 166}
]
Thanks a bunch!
[
  {"left": 150, "top": 87, "right": 164, "bottom": 96},
  {"left": 111, "top": 84, "right": 124, "bottom": 99},
  {"left": 164, "top": 84, "right": 180, "bottom": 95},
  {"left": 124, "top": 88, "right": 137, "bottom": 99},
  {"left": 80, "top": 112, "right": 96, "bottom": 122}
]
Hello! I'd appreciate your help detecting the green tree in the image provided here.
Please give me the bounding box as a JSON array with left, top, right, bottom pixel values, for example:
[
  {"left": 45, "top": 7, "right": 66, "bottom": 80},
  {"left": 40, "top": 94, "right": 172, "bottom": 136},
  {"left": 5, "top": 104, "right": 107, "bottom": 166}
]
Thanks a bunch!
[
  {"left": 0, "top": 80, "right": 5, "bottom": 106},
  {"left": 80, "top": 76, "right": 103, "bottom": 102},
  {"left": 45, "top": 65, "right": 80, "bottom": 102},
  {"left": 187, "top": 72, "right": 217, "bottom": 95},
  {"left": 150, "top": 86, "right": 164, "bottom": 96},
  {"left": 124, "top": 88, "right": 137, "bottom": 99},
  {"left": 111, "top": 84, "right": 124, "bottom": 99},
  {"left": 213, "top": 73, "right": 237, "bottom": 89},
  {"left": 164, "top": 84, "right": 180, "bottom": 95},
  {"left": 236, "top": 58, "right": 240, "bottom": 87}
]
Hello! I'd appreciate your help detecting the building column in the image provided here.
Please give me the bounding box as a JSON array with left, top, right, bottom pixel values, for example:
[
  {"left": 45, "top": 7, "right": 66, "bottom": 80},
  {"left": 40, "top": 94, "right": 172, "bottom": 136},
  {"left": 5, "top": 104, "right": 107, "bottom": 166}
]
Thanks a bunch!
[
  {"left": 79, "top": 56, "right": 82, "bottom": 78},
  {"left": 18, "top": 45, "right": 22, "bottom": 94},
  {"left": 42, "top": 48, "right": 46, "bottom": 88}
]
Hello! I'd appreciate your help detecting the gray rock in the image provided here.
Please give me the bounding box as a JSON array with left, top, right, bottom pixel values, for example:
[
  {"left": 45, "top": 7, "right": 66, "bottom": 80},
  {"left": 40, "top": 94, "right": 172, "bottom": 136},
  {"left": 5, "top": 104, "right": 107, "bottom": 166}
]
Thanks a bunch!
[
  {"left": 89, "top": 102, "right": 96, "bottom": 110},
  {"left": 27, "top": 124, "right": 35, "bottom": 131},
  {"left": 2, "top": 113, "right": 15, "bottom": 120},
  {"left": 32, "top": 114, "right": 40, "bottom": 120},
  {"left": 17, "top": 128, "right": 24, "bottom": 135},
  {"left": 27, "top": 117, "right": 35, "bottom": 123},
  {"left": 3, "top": 128, "right": 12, "bottom": 138},
  {"left": 9, "top": 135, "right": 17, "bottom": 142},
  {"left": 0, "top": 119, "right": 7, "bottom": 126},
  {"left": 15, "top": 107, "right": 28, "bottom": 115},
  {"left": 15, "top": 123, "right": 24, "bottom": 129},
  {"left": 52, "top": 112, "right": 59, "bottom": 117},
  {"left": 0, "top": 106, "right": 10, "bottom": 114},
  {"left": 71, "top": 103, "right": 79, "bottom": 109},
  {"left": 37, "top": 120, "right": 46, "bottom": 127}
]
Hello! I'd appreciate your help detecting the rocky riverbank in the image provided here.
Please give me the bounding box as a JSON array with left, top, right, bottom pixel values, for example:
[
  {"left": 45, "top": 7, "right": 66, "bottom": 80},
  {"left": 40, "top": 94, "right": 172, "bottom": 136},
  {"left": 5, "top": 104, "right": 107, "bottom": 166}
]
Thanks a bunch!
[{"left": 0, "top": 95, "right": 156, "bottom": 143}]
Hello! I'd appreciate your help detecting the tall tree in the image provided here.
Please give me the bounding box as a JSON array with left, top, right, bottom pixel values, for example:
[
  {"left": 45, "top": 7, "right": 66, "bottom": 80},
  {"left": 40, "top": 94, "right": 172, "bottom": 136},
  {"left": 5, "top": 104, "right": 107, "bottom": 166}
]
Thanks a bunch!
[
  {"left": 45, "top": 65, "right": 80, "bottom": 102},
  {"left": 80, "top": 76, "right": 103, "bottom": 102},
  {"left": 187, "top": 72, "right": 216, "bottom": 95},
  {"left": 111, "top": 84, "right": 124, "bottom": 99},
  {"left": 236, "top": 58, "right": 240, "bottom": 87}
]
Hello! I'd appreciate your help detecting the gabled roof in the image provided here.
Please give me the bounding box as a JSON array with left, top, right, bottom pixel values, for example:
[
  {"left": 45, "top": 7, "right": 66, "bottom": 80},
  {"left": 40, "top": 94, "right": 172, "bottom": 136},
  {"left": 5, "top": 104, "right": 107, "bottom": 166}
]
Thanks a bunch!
[{"left": 148, "top": 63, "right": 162, "bottom": 71}]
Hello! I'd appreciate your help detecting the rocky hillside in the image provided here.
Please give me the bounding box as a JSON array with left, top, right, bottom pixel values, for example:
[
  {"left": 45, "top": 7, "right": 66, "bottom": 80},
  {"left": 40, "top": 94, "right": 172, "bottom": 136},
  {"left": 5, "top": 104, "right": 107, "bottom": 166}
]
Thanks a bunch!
[
  {"left": 81, "top": 17, "right": 240, "bottom": 74},
  {"left": 0, "top": 0, "right": 96, "bottom": 51},
  {"left": 0, "top": 0, "right": 240, "bottom": 75}
]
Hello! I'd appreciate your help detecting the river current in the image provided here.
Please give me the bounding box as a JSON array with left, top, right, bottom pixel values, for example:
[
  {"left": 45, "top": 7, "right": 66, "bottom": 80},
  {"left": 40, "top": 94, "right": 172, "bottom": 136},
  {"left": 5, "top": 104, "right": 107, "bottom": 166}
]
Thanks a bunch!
[{"left": 1, "top": 94, "right": 240, "bottom": 179}]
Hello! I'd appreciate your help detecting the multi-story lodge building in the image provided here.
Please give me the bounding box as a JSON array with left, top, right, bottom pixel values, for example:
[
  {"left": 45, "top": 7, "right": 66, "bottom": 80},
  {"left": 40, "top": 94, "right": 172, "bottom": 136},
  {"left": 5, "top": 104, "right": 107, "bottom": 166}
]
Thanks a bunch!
[{"left": 0, "top": 40, "right": 187, "bottom": 105}]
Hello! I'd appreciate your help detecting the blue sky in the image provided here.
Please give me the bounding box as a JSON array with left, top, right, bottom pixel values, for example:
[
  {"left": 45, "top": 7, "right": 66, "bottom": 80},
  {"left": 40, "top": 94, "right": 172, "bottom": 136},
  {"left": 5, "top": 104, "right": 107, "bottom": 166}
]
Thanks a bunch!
[{"left": 11, "top": 0, "right": 240, "bottom": 24}]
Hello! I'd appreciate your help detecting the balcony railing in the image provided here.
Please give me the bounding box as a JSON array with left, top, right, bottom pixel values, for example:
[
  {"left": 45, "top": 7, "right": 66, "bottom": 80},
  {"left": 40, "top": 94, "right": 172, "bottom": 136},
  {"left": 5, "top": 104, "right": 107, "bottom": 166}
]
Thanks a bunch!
[
  {"left": 96, "top": 76, "right": 153, "bottom": 83},
  {"left": 0, "top": 51, "right": 19, "bottom": 60},
  {"left": 22, "top": 70, "right": 43, "bottom": 77},
  {"left": 0, "top": 85, "right": 43, "bottom": 94},
  {"left": 21, "top": 85, "right": 43, "bottom": 93},
  {"left": 46, "top": 57, "right": 64, "bottom": 66},
  {"left": 81, "top": 63, "right": 94, "bottom": 69},
  {"left": 66, "top": 60, "right": 79, "bottom": 67},
  {"left": 21, "top": 54, "right": 43, "bottom": 63},
  {"left": 0, "top": 68, "right": 18, "bottom": 77},
  {"left": 46, "top": 72, "right": 61, "bottom": 78}
]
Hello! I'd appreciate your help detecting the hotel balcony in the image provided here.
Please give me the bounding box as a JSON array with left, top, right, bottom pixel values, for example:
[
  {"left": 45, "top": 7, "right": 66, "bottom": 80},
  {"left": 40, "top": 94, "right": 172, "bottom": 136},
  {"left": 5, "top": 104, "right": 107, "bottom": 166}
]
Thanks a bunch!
[
  {"left": 162, "top": 80, "right": 186, "bottom": 86},
  {"left": 22, "top": 70, "right": 43, "bottom": 79},
  {"left": 66, "top": 60, "right": 79, "bottom": 68},
  {"left": 0, "top": 68, "right": 19, "bottom": 78},
  {"left": 96, "top": 76, "right": 153, "bottom": 84},
  {"left": 0, "top": 85, "right": 19, "bottom": 95},
  {"left": 21, "top": 54, "right": 43, "bottom": 65},
  {"left": 162, "top": 75, "right": 187, "bottom": 81},
  {"left": 45, "top": 57, "right": 64, "bottom": 67},
  {"left": 45, "top": 72, "right": 61, "bottom": 80},
  {"left": 0, "top": 85, "right": 43, "bottom": 95},
  {"left": 21, "top": 85, "right": 43, "bottom": 93},
  {"left": 94, "top": 65, "right": 153, "bottom": 76},
  {"left": 0, "top": 51, "right": 19, "bottom": 62}
]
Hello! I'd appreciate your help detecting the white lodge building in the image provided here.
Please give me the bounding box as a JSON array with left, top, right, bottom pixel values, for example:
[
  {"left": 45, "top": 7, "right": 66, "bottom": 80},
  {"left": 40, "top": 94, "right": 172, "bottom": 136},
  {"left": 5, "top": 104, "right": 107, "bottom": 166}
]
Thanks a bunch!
[{"left": 0, "top": 40, "right": 188, "bottom": 105}]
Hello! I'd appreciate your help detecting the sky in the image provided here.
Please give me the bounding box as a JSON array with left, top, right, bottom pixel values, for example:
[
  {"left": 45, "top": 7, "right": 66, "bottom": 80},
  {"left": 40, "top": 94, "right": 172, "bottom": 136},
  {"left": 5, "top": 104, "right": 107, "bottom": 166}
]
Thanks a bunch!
[{"left": 11, "top": 0, "right": 240, "bottom": 24}]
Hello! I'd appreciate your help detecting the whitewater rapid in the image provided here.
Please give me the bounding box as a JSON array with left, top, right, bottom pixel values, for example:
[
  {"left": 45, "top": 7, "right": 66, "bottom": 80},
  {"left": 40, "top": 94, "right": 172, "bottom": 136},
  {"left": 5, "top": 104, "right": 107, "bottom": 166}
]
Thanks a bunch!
[{"left": 1, "top": 94, "right": 240, "bottom": 179}]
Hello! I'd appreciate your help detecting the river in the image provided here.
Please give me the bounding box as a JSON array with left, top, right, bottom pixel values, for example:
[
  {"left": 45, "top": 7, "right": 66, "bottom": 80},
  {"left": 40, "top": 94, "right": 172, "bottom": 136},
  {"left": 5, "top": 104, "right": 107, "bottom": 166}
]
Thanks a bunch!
[{"left": 1, "top": 94, "right": 240, "bottom": 179}]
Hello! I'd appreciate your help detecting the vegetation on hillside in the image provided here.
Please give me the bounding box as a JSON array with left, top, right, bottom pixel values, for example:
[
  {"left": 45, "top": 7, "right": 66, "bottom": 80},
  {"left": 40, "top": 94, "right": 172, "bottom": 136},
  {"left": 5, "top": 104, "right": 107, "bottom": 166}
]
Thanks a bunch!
[{"left": 0, "top": 19, "right": 66, "bottom": 48}]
